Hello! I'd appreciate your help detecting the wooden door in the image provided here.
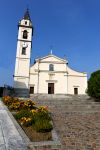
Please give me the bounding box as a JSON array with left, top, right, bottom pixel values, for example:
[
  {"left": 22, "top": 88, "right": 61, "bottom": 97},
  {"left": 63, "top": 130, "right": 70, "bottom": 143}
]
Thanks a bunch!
[
  {"left": 74, "top": 88, "right": 78, "bottom": 95},
  {"left": 30, "top": 87, "right": 34, "bottom": 94},
  {"left": 48, "top": 83, "right": 54, "bottom": 94}
]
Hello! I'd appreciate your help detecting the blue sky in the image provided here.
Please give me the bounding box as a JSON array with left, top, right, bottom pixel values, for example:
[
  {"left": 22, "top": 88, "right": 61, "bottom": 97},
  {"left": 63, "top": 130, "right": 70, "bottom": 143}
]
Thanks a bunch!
[{"left": 0, "top": 0, "right": 100, "bottom": 86}]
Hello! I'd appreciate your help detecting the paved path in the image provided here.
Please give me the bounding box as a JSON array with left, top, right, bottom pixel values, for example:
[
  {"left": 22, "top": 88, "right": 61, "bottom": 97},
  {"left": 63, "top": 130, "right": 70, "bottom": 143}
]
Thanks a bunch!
[
  {"left": 32, "top": 95, "right": 100, "bottom": 150},
  {"left": 0, "top": 99, "right": 27, "bottom": 150}
]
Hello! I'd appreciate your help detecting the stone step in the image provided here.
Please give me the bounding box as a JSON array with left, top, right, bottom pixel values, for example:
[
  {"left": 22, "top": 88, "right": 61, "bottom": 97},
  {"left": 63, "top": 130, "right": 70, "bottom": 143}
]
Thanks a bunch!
[
  {"left": 49, "top": 109, "right": 100, "bottom": 113},
  {"left": 33, "top": 101, "right": 100, "bottom": 106},
  {"left": 35, "top": 104, "right": 100, "bottom": 110},
  {"left": 30, "top": 94, "right": 90, "bottom": 101},
  {"left": 14, "top": 88, "right": 29, "bottom": 98}
]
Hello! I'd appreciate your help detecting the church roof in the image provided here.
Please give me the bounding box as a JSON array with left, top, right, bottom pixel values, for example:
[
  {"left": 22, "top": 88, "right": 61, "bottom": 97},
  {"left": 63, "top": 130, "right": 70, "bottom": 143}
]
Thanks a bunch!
[
  {"left": 23, "top": 9, "right": 31, "bottom": 21},
  {"left": 35, "top": 54, "right": 68, "bottom": 63}
]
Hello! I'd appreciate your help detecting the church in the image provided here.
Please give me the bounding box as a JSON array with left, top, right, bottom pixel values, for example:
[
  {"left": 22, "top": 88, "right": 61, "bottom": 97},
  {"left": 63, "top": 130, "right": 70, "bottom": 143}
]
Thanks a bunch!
[{"left": 14, "top": 10, "right": 87, "bottom": 97}]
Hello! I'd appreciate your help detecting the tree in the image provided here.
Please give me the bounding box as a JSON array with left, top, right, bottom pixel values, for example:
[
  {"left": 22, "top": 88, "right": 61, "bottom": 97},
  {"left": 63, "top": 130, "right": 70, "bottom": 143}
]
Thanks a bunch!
[{"left": 87, "top": 70, "right": 100, "bottom": 101}]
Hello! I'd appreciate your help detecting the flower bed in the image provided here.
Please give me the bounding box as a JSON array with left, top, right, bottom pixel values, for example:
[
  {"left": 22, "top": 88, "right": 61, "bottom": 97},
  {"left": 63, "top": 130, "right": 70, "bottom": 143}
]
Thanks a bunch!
[{"left": 2, "top": 96, "right": 53, "bottom": 141}]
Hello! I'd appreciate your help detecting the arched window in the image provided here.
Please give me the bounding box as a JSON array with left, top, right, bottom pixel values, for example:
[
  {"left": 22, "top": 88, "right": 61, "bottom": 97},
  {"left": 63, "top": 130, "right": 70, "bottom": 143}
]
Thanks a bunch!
[
  {"left": 49, "top": 64, "right": 54, "bottom": 71},
  {"left": 23, "top": 30, "right": 28, "bottom": 39}
]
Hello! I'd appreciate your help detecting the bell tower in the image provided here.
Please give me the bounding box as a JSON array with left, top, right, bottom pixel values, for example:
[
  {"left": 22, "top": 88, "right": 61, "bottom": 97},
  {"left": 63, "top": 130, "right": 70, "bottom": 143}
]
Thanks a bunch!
[{"left": 14, "top": 9, "right": 33, "bottom": 97}]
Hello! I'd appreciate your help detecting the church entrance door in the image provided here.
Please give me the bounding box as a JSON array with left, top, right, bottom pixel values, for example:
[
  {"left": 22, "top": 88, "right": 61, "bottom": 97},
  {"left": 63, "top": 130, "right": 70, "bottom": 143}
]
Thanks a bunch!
[{"left": 48, "top": 83, "right": 54, "bottom": 94}]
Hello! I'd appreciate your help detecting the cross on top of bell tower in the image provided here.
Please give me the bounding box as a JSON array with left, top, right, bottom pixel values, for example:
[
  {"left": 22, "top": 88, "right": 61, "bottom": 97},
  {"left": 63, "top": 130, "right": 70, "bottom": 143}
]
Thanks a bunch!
[{"left": 23, "top": 8, "right": 31, "bottom": 21}]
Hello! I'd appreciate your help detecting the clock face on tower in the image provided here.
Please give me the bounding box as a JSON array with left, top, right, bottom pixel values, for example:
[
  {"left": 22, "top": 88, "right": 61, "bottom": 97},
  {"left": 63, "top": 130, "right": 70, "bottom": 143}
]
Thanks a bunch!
[{"left": 22, "top": 42, "right": 28, "bottom": 48}]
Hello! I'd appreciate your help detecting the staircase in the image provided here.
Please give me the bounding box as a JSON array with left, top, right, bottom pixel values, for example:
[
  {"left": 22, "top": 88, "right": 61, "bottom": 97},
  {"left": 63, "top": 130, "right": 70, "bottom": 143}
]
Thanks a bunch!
[
  {"left": 31, "top": 95, "right": 100, "bottom": 150},
  {"left": 14, "top": 88, "right": 29, "bottom": 98}
]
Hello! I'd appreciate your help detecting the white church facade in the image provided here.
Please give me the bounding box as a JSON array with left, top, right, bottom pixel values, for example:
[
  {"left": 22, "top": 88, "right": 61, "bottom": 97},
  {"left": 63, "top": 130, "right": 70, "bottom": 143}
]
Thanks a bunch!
[{"left": 14, "top": 10, "right": 87, "bottom": 97}]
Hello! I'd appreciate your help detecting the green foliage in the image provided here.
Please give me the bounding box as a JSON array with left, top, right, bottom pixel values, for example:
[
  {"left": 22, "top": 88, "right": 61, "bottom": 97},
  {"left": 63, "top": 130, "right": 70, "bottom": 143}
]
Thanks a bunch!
[
  {"left": 15, "top": 109, "right": 53, "bottom": 132},
  {"left": 87, "top": 70, "right": 100, "bottom": 100},
  {"left": 33, "top": 111, "right": 51, "bottom": 122},
  {"left": 31, "top": 110, "right": 52, "bottom": 133},
  {"left": 32, "top": 119, "right": 53, "bottom": 133},
  {"left": 15, "top": 109, "right": 32, "bottom": 119}
]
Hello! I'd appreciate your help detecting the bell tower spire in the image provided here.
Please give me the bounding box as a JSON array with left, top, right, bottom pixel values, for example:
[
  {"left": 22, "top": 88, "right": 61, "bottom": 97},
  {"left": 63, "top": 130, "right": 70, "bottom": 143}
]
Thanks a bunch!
[
  {"left": 23, "top": 8, "right": 31, "bottom": 20},
  {"left": 14, "top": 10, "right": 33, "bottom": 97}
]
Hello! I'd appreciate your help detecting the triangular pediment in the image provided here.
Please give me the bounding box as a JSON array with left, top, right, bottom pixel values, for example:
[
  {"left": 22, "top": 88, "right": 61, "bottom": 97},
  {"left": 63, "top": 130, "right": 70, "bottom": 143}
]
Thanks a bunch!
[{"left": 35, "top": 54, "right": 67, "bottom": 64}]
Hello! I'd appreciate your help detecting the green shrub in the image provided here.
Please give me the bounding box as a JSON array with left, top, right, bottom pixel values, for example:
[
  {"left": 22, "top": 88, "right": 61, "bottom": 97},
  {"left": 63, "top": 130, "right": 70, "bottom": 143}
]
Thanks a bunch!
[
  {"left": 87, "top": 70, "right": 100, "bottom": 101},
  {"left": 33, "top": 111, "right": 51, "bottom": 122},
  {"left": 32, "top": 119, "right": 53, "bottom": 133},
  {"left": 3, "top": 96, "right": 53, "bottom": 132},
  {"left": 15, "top": 109, "right": 33, "bottom": 120}
]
